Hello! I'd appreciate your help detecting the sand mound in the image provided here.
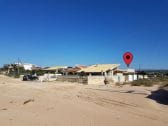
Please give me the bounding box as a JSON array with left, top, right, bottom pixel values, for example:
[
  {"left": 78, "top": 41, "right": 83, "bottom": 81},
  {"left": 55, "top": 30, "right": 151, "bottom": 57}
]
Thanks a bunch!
[{"left": 0, "top": 76, "right": 168, "bottom": 126}]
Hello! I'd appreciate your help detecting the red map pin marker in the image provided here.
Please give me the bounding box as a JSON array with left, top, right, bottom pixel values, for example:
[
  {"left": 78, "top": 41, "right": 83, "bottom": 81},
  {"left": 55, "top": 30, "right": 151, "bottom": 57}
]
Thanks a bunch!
[{"left": 123, "top": 52, "right": 133, "bottom": 67}]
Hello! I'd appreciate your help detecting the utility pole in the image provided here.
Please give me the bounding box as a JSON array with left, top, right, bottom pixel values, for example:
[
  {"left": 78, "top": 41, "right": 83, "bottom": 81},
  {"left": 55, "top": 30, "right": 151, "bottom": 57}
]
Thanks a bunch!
[
  {"left": 17, "top": 58, "right": 20, "bottom": 75},
  {"left": 137, "top": 64, "right": 141, "bottom": 80}
]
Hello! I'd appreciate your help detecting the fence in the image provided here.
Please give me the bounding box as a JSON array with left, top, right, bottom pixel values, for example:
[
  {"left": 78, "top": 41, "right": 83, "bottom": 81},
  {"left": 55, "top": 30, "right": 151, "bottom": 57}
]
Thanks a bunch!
[
  {"left": 87, "top": 76, "right": 105, "bottom": 85},
  {"left": 57, "top": 75, "right": 88, "bottom": 84}
]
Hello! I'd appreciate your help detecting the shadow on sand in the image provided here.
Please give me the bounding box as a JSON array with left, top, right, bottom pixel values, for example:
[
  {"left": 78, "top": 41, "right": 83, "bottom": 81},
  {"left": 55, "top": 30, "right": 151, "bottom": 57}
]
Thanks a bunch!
[{"left": 147, "top": 88, "right": 168, "bottom": 105}]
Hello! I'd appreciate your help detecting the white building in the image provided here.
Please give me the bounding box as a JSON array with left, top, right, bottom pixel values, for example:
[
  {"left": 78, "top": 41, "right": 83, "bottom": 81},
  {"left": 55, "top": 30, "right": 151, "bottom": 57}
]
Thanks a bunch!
[
  {"left": 15, "top": 63, "right": 37, "bottom": 71},
  {"left": 22, "top": 63, "right": 36, "bottom": 70}
]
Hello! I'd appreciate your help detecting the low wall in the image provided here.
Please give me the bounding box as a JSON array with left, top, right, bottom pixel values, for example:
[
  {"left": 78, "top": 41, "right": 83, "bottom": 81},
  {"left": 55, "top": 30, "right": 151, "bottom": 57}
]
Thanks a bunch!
[
  {"left": 57, "top": 75, "right": 127, "bottom": 85},
  {"left": 57, "top": 76, "right": 87, "bottom": 84},
  {"left": 39, "top": 74, "right": 59, "bottom": 82},
  {"left": 88, "top": 76, "right": 105, "bottom": 85},
  {"left": 57, "top": 76, "right": 105, "bottom": 85}
]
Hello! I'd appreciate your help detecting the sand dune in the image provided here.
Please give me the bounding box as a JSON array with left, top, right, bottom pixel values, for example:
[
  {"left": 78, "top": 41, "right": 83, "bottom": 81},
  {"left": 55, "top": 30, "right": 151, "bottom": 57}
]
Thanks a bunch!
[{"left": 0, "top": 75, "right": 167, "bottom": 126}]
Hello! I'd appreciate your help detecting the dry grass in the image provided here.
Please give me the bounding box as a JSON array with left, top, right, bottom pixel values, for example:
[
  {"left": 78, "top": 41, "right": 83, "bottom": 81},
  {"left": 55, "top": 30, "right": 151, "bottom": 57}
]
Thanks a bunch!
[
  {"left": 131, "top": 79, "right": 153, "bottom": 87},
  {"left": 131, "top": 77, "right": 168, "bottom": 87}
]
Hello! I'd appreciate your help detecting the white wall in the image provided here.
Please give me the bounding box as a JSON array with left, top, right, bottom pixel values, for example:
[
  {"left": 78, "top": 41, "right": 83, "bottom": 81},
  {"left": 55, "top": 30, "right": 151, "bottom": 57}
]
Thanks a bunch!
[
  {"left": 128, "top": 75, "right": 137, "bottom": 82},
  {"left": 39, "top": 74, "right": 62, "bottom": 82},
  {"left": 138, "top": 75, "right": 148, "bottom": 79},
  {"left": 113, "top": 74, "right": 125, "bottom": 83}
]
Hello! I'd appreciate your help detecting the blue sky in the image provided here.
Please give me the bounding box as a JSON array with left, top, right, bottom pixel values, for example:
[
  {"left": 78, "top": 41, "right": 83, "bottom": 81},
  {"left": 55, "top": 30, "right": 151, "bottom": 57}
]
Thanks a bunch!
[{"left": 0, "top": 0, "right": 168, "bottom": 69}]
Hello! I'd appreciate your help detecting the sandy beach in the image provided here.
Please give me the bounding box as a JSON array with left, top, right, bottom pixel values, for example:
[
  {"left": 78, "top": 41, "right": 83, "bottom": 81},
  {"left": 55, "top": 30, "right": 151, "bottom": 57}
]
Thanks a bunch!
[{"left": 0, "top": 75, "right": 167, "bottom": 126}]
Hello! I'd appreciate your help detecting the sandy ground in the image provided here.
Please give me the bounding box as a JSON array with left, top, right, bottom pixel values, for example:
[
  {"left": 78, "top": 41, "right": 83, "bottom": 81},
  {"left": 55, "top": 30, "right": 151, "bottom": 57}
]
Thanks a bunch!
[{"left": 0, "top": 75, "right": 168, "bottom": 126}]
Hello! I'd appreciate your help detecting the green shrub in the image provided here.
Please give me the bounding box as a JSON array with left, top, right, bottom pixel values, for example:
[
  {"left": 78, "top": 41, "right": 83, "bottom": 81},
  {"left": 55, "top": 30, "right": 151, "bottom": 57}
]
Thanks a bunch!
[
  {"left": 32, "top": 70, "right": 46, "bottom": 76},
  {"left": 14, "top": 74, "right": 20, "bottom": 78}
]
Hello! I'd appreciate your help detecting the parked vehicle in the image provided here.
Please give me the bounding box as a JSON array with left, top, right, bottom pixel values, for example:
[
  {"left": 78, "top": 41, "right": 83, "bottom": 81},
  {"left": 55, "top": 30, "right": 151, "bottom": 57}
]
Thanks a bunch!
[{"left": 23, "top": 74, "right": 38, "bottom": 81}]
